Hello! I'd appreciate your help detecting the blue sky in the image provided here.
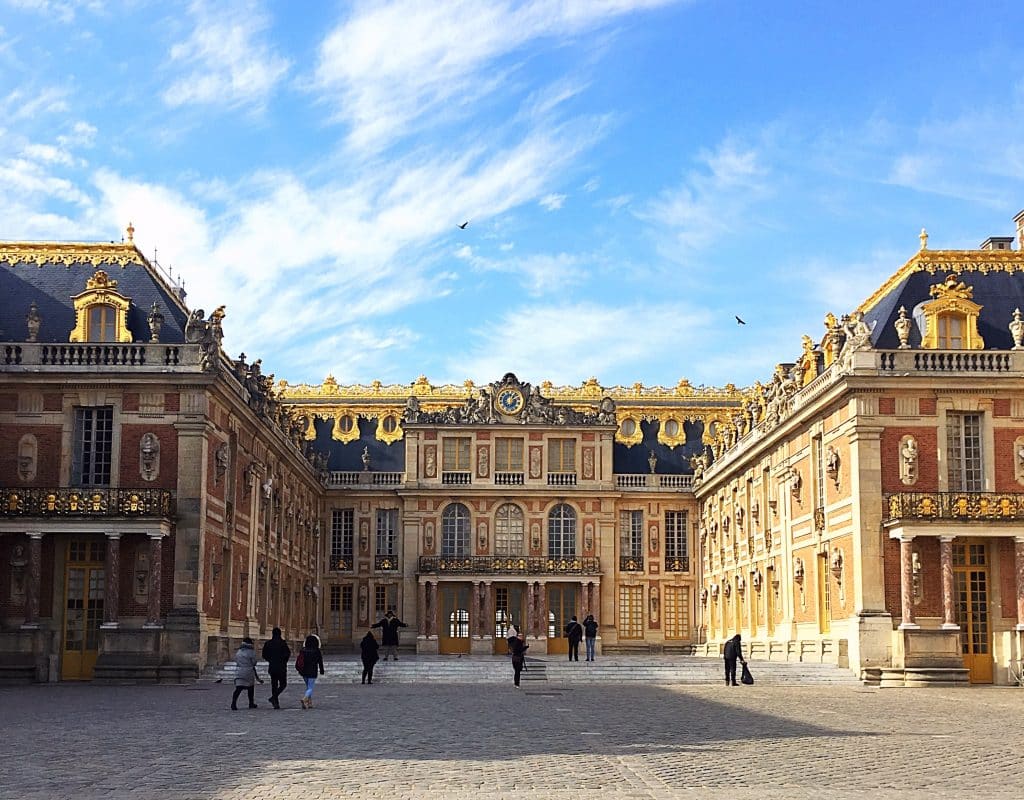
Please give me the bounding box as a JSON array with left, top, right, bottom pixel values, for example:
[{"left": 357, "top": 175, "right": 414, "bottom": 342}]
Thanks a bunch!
[{"left": 3, "top": 1, "right": 1024, "bottom": 389}]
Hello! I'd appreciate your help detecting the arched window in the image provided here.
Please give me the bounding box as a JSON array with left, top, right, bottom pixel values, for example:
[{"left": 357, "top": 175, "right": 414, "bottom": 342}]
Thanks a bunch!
[
  {"left": 87, "top": 304, "right": 117, "bottom": 342},
  {"left": 494, "top": 503, "right": 524, "bottom": 555},
  {"left": 441, "top": 503, "right": 470, "bottom": 556},
  {"left": 547, "top": 503, "right": 577, "bottom": 558}
]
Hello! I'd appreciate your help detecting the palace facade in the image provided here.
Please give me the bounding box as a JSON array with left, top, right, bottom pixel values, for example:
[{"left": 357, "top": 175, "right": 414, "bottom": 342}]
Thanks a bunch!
[{"left": 3, "top": 213, "right": 1024, "bottom": 685}]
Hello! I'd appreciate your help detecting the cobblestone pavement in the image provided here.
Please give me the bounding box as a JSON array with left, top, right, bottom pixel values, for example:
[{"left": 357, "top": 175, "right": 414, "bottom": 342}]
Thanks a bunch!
[{"left": 2, "top": 680, "right": 1022, "bottom": 800}]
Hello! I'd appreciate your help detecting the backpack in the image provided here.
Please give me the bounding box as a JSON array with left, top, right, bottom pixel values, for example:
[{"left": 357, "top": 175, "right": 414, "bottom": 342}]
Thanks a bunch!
[{"left": 294, "top": 650, "right": 305, "bottom": 673}]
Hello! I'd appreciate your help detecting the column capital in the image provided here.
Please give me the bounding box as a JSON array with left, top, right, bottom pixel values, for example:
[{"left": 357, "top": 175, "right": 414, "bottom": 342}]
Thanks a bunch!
[
  {"left": 939, "top": 535, "right": 956, "bottom": 544},
  {"left": 105, "top": 531, "right": 122, "bottom": 541},
  {"left": 26, "top": 530, "right": 44, "bottom": 540},
  {"left": 147, "top": 531, "right": 167, "bottom": 541},
  {"left": 1014, "top": 536, "right": 1024, "bottom": 545}
]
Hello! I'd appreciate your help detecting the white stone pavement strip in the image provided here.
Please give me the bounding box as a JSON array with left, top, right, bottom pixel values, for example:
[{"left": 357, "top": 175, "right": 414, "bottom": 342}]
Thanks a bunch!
[{"left": 0, "top": 682, "right": 1021, "bottom": 800}]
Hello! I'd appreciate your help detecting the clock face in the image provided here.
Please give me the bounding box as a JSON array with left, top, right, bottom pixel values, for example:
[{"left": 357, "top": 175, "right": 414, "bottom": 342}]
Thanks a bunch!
[{"left": 496, "top": 387, "right": 525, "bottom": 415}]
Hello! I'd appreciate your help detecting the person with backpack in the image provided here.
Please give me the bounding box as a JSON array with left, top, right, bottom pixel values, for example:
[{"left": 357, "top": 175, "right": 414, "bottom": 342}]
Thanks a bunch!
[
  {"left": 230, "top": 637, "right": 262, "bottom": 710},
  {"left": 371, "top": 608, "right": 408, "bottom": 661},
  {"left": 509, "top": 631, "right": 529, "bottom": 688},
  {"left": 563, "top": 615, "right": 584, "bottom": 662},
  {"left": 723, "top": 633, "right": 746, "bottom": 686},
  {"left": 582, "top": 614, "right": 599, "bottom": 662},
  {"left": 296, "top": 634, "right": 324, "bottom": 709},
  {"left": 360, "top": 629, "right": 380, "bottom": 685},
  {"left": 261, "top": 627, "right": 291, "bottom": 710}
]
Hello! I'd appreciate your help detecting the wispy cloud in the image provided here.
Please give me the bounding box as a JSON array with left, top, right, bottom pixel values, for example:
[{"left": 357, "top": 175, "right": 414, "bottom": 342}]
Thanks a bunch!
[
  {"left": 539, "top": 192, "right": 566, "bottom": 211},
  {"left": 4, "top": 0, "right": 100, "bottom": 24},
  {"left": 459, "top": 248, "right": 590, "bottom": 296},
  {"left": 1, "top": 86, "right": 69, "bottom": 121},
  {"left": 163, "top": 0, "right": 290, "bottom": 111}
]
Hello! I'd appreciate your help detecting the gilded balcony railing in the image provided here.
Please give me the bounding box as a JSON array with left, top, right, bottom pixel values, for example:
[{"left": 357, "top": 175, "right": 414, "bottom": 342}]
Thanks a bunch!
[
  {"left": 619, "top": 555, "right": 644, "bottom": 571},
  {"left": 1, "top": 487, "right": 174, "bottom": 518},
  {"left": 664, "top": 555, "right": 690, "bottom": 572},
  {"left": 374, "top": 554, "right": 399, "bottom": 571},
  {"left": 418, "top": 555, "right": 600, "bottom": 575},
  {"left": 884, "top": 492, "right": 1024, "bottom": 522},
  {"left": 329, "top": 555, "right": 354, "bottom": 571}
]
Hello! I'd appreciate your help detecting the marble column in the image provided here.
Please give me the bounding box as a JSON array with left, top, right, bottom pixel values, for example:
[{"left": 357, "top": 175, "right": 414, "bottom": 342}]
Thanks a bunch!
[
  {"left": 425, "top": 582, "right": 435, "bottom": 638},
  {"left": 101, "top": 533, "right": 121, "bottom": 628},
  {"left": 418, "top": 581, "right": 427, "bottom": 637},
  {"left": 898, "top": 535, "right": 918, "bottom": 629},
  {"left": 483, "top": 581, "right": 494, "bottom": 641},
  {"left": 471, "top": 580, "right": 482, "bottom": 637},
  {"left": 21, "top": 531, "right": 43, "bottom": 629},
  {"left": 940, "top": 536, "right": 958, "bottom": 629},
  {"left": 1015, "top": 537, "right": 1024, "bottom": 631},
  {"left": 145, "top": 533, "right": 165, "bottom": 628}
]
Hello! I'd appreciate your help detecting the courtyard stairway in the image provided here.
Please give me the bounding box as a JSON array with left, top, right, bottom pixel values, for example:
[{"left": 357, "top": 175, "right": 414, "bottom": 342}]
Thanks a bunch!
[{"left": 207, "top": 653, "right": 858, "bottom": 686}]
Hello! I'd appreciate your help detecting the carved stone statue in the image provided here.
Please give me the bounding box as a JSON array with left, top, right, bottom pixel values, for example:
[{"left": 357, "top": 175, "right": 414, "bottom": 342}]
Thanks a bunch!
[
  {"left": 214, "top": 443, "right": 229, "bottom": 484},
  {"left": 140, "top": 432, "right": 160, "bottom": 481},
  {"left": 648, "top": 450, "right": 657, "bottom": 474},
  {"left": 1011, "top": 308, "right": 1024, "bottom": 350},
  {"left": 597, "top": 396, "right": 617, "bottom": 425},
  {"left": 894, "top": 305, "right": 912, "bottom": 349},
  {"left": 900, "top": 437, "right": 919, "bottom": 485},
  {"left": 403, "top": 395, "right": 421, "bottom": 423},
  {"left": 825, "top": 445, "right": 840, "bottom": 488},
  {"left": 836, "top": 311, "right": 876, "bottom": 374},
  {"left": 25, "top": 301, "right": 41, "bottom": 342},
  {"left": 147, "top": 302, "right": 164, "bottom": 343},
  {"left": 361, "top": 446, "right": 371, "bottom": 471},
  {"left": 185, "top": 307, "right": 226, "bottom": 372}
]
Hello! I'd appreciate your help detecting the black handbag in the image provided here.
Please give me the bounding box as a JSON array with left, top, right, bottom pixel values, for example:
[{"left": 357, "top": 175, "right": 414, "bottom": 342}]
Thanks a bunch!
[{"left": 740, "top": 662, "right": 754, "bottom": 685}]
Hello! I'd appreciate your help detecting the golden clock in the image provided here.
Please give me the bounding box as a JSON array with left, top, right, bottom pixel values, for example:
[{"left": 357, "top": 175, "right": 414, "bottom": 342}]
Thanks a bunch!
[{"left": 496, "top": 387, "right": 525, "bottom": 415}]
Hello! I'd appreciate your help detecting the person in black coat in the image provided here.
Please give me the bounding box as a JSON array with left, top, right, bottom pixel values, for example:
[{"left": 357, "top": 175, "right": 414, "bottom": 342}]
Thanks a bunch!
[
  {"left": 371, "top": 608, "right": 408, "bottom": 661},
  {"left": 509, "top": 632, "right": 529, "bottom": 688},
  {"left": 261, "top": 627, "right": 291, "bottom": 709},
  {"left": 298, "top": 634, "right": 324, "bottom": 709},
  {"left": 360, "top": 629, "right": 380, "bottom": 685},
  {"left": 723, "top": 633, "right": 746, "bottom": 686},
  {"left": 563, "top": 615, "right": 584, "bottom": 662}
]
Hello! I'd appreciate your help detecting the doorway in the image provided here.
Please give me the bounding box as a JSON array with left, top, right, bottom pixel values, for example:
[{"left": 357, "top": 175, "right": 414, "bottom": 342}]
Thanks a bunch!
[
  {"left": 62, "top": 539, "right": 105, "bottom": 681},
  {"left": 493, "top": 584, "right": 526, "bottom": 654},
  {"left": 954, "top": 542, "right": 993, "bottom": 684},
  {"left": 439, "top": 583, "right": 471, "bottom": 654},
  {"left": 546, "top": 583, "right": 578, "bottom": 655}
]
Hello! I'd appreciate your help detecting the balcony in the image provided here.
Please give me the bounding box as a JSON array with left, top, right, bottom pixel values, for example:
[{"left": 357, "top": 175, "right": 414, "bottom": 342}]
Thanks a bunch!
[
  {"left": 418, "top": 555, "right": 601, "bottom": 575},
  {"left": 329, "top": 555, "right": 354, "bottom": 571},
  {"left": 547, "top": 472, "right": 577, "bottom": 487},
  {"left": 664, "top": 555, "right": 690, "bottom": 572},
  {"left": 374, "top": 554, "right": 399, "bottom": 571},
  {"left": 877, "top": 349, "right": 1020, "bottom": 374},
  {"left": 885, "top": 492, "right": 1024, "bottom": 522},
  {"left": 619, "top": 555, "right": 644, "bottom": 571},
  {"left": 2, "top": 342, "right": 200, "bottom": 370},
  {"left": 1, "top": 487, "right": 174, "bottom": 518},
  {"left": 442, "top": 471, "right": 472, "bottom": 486},
  {"left": 494, "top": 471, "right": 524, "bottom": 486},
  {"left": 327, "top": 471, "right": 404, "bottom": 487},
  {"left": 616, "top": 474, "right": 694, "bottom": 491}
]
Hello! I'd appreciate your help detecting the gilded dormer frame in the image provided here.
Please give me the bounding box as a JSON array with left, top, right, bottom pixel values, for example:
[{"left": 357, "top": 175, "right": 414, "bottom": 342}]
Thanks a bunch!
[
  {"left": 919, "top": 274, "right": 984, "bottom": 350},
  {"left": 69, "top": 269, "right": 133, "bottom": 343}
]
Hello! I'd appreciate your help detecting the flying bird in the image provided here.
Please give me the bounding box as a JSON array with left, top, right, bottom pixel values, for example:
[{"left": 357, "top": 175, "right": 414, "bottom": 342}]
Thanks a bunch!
[
  {"left": 735, "top": 315, "right": 746, "bottom": 325},
  {"left": 457, "top": 220, "right": 469, "bottom": 230}
]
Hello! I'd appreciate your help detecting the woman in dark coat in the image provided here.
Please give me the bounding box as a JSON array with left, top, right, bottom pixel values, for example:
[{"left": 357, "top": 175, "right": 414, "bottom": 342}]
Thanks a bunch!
[
  {"left": 723, "top": 633, "right": 746, "bottom": 686},
  {"left": 360, "top": 629, "right": 380, "bottom": 685},
  {"left": 509, "top": 632, "right": 529, "bottom": 688},
  {"left": 298, "top": 634, "right": 324, "bottom": 709}
]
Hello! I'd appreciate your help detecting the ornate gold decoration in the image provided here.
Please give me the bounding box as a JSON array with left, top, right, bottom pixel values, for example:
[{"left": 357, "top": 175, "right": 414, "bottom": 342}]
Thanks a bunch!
[
  {"left": 919, "top": 228, "right": 928, "bottom": 250},
  {"left": 919, "top": 273, "right": 984, "bottom": 350},
  {"left": 69, "top": 268, "right": 133, "bottom": 343},
  {"left": 375, "top": 413, "right": 403, "bottom": 445},
  {"left": 885, "top": 491, "right": 1024, "bottom": 521},
  {"left": 331, "top": 413, "right": 360, "bottom": 444},
  {"left": 616, "top": 415, "right": 643, "bottom": 446},
  {"left": 656, "top": 416, "right": 687, "bottom": 448},
  {"left": 1, "top": 487, "right": 173, "bottom": 517},
  {"left": 798, "top": 335, "right": 818, "bottom": 385},
  {"left": 0, "top": 241, "right": 146, "bottom": 268}
]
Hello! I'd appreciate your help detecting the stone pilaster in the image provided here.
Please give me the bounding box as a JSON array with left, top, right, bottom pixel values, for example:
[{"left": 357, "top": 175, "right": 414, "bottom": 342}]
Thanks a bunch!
[
  {"left": 525, "top": 582, "right": 535, "bottom": 638},
  {"left": 899, "top": 535, "right": 918, "bottom": 629},
  {"left": 940, "top": 536, "right": 958, "bottom": 630},
  {"left": 21, "top": 531, "right": 43, "bottom": 629},
  {"left": 101, "top": 532, "right": 121, "bottom": 628},
  {"left": 483, "top": 581, "right": 494, "bottom": 641},
  {"left": 1015, "top": 537, "right": 1024, "bottom": 631},
  {"left": 145, "top": 533, "right": 165, "bottom": 628}
]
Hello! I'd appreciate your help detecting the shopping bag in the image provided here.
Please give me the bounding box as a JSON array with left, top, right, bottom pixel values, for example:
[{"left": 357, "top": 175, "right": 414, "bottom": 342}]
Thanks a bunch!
[{"left": 740, "top": 662, "right": 754, "bottom": 685}]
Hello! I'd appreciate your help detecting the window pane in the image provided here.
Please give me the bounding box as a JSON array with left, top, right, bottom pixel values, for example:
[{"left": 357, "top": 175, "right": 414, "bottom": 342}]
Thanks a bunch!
[
  {"left": 375, "top": 509, "right": 397, "bottom": 555},
  {"left": 665, "top": 511, "right": 688, "bottom": 560},
  {"left": 442, "top": 503, "right": 470, "bottom": 556},
  {"left": 495, "top": 503, "right": 524, "bottom": 555},
  {"left": 619, "top": 510, "right": 642, "bottom": 558},
  {"left": 547, "top": 503, "right": 576, "bottom": 558},
  {"left": 331, "top": 509, "right": 354, "bottom": 560}
]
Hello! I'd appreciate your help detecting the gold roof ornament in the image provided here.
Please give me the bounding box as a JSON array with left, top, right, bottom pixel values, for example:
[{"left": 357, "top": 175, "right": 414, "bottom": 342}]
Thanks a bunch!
[
  {"left": 928, "top": 272, "right": 974, "bottom": 301},
  {"left": 0, "top": 241, "right": 146, "bottom": 268},
  {"left": 85, "top": 269, "right": 118, "bottom": 291},
  {"left": 127, "top": 222, "right": 135, "bottom": 243},
  {"left": 919, "top": 227, "right": 928, "bottom": 251}
]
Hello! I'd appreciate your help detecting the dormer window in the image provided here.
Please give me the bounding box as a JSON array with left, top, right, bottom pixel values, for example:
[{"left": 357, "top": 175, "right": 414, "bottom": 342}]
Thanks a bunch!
[
  {"left": 919, "top": 274, "right": 984, "bottom": 351},
  {"left": 69, "top": 269, "right": 132, "bottom": 343},
  {"left": 936, "top": 313, "right": 965, "bottom": 349},
  {"left": 87, "top": 303, "right": 117, "bottom": 342}
]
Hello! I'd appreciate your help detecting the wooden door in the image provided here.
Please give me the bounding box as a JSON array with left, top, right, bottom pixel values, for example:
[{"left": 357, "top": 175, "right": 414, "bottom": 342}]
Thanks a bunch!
[
  {"left": 493, "top": 584, "right": 526, "bottom": 654},
  {"left": 954, "top": 542, "right": 993, "bottom": 683},
  {"left": 439, "top": 584, "right": 471, "bottom": 654},
  {"left": 546, "top": 584, "right": 578, "bottom": 655},
  {"left": 62, "top": 549, "right": 105, "bottom": 681}
]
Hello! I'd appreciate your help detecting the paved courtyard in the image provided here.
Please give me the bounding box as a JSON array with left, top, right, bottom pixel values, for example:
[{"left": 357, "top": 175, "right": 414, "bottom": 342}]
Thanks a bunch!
[{"left": 1, "top": 679, "right": 1022, "bottom": 800}]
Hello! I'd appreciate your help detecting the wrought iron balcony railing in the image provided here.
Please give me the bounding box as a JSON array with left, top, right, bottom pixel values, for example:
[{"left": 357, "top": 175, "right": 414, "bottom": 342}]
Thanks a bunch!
[
  {"left": 619, "top": 555, "right": 644, "bottom": 571},
  {"left": 1, "top": 487, "right": 174, "bottom": 518},
  {"left": 418, "top": 555, "right": 600, "bottom": 575},
  {"left": 885, "top": 491, "right": 1024, "bottom": 522},
  {"left": 329, "top": 555, "right": 354, "bottom": 571},
  {"left": 664, "top": 555, "right": 690, "bottom": 572},
  {"left": 374, "top": 554, "right": 399, "bottom": 571}
]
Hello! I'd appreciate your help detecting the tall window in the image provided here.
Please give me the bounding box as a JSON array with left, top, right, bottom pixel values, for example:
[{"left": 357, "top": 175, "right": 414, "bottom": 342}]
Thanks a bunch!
[
  {"left": 947, "top": 413, "right": 983, "bottom": 491},
  {"left": 494, "top": 503, "right": 524, "bottom": 555},
  {"left": 938, "top": 314, "right": 965, "bottom": 349},
  {"left": 374, "top": 584, "right": 397, "bottom": 616},
  {"left": 375, "top": 508, "right": 398, "bottom": 556},
  {"left": 87, "top": 304, "right": 116, "bottom": 342},
  {"left": 664, "top": 585, "right": 690, "bottom": 640},
  {"left": 548, "top": 438, "right": 576, "bottom": 472},
  {"left": 618, "top": 585, "right": 643, "bottom": 639},
  {"left": 331, "top": 509, "right": 354, "bottom": 565},
  {"left": 619, "top": 510, "right": 643, "bottom": 558},
  {"left": 443, "top": 437, "right": 471, "bottom": 471},
  {"left": 548, "top": 503, "right": 577, "bottom": 558},
  {"left": 665, "top": 511, "right": 688, "bottom": 563},
  {"left": 495, "top": 437, "right": 524, "bottom": 472},
  {"left": 72, "top": 406, "right": 114, "bottom": 486},
  {"left": 814, "top": 435, "right": 826, "bottom": 509},
  {"left": 442, "top": 503, "right": 471, "bottom": 556}
]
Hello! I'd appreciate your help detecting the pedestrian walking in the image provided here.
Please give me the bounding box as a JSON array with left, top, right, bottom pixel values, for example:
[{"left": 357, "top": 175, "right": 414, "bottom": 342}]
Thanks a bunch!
[
  {"left": 261, "top": 627, "right": 291, "bottom": 709},
  {"left": 583, "top": 614, "right": 599, "bottom": 661},
  {"left": 296, "top": 634, "right": 324, "bottom": 709},
  {"left": 360, "top": 629, "right": 380, "bottom": 685},
  {"left": 509, "top": 631, "right": 529, "bottom": 688},
  {"left": 723, "top": 633, "right": 746, "bottom": 686},
  {"left": 230, "top": 637, "right": 262, "bottom": 710},
  {"left": 371, "top": 608, "right": 408, "bottom": 661},
  {"left": 564, "top": 615, "right": 584, "bottom": 662}
]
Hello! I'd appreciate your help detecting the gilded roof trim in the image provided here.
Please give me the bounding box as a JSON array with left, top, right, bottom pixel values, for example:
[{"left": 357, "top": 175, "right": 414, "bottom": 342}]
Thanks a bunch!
[{"left": 0, "top": 241, "right": 148, "bottom": 269}]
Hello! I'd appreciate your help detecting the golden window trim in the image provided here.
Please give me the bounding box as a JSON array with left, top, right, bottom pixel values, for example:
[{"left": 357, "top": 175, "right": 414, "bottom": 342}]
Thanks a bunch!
[
  {"left": 69, "top": 269, "right": 132, "bottom": 343},
  {"left": 616, "top": 414, "right": 643, "bottom": 446},
  {"left": 919, "top": 297, "right": 984, "bottom": 350},
  {"left": 375, "top": 414, "right": 403, "bottom": 445},
  {"left": 656, "top": 416, "right": 686, "bottom": 448}
]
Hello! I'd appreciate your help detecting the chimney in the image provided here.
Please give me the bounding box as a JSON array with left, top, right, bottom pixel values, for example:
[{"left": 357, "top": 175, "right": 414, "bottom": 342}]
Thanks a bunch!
[
  {"left": 1015, "top": 209, "right": 1024, "bottom": 250},
  {"left": 980, "top": 236, "right": 1014, "bottom": 251}
]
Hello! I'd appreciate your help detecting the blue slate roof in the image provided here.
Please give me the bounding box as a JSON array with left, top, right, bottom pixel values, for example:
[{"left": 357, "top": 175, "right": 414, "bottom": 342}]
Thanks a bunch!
[
  {"left": 612, "top": 419, "right": 703, "bottom": 475},
  {"left": 310, "top": 418, "right": 406, "bottom": 472}
]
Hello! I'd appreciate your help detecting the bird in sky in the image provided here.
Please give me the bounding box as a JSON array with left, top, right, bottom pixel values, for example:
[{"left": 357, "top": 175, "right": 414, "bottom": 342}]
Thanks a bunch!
[
  {"left": 457, "top": 220, "right": 469, "bottom": 229},
  {"left": 735, "top": 315, "right": 746, "bottom": 325}
]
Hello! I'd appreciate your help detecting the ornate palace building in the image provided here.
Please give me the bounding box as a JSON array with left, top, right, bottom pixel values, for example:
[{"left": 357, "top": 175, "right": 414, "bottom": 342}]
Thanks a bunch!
[{"left": 3, "top": 212, "right": 1024, "bottom": 686}]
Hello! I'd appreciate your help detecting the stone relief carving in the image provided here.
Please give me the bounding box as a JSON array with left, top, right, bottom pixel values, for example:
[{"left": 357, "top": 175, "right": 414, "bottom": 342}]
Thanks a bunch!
[
  {"left": 358, "top": 583, "right": 368, "bottom": 624},
  {"left": 529, "top": 447, "right": 542, "bottom": 479},
  {"left": 649, "top": 585, "right": 659, "bottom": 624},
  {"left": 17, "top": 434, "right": 37, "bottom": 482},
  {"left": 1014, "top": 437, "right": 1024, "bottom": 486},
  {"left": 584, "top": 523, "right": 594, "bottom": 552},
  {"left": 530, "top": 522, "right": 541, "bottom": 551},
  {"left": 424, "top": 521, "right": 434, "bottom": 551},
  {"left": 478, "top": 521, "right": 488, "bottom": 551},
  {"left": 477, "top": 446, "right": 489, "bottom": 478},
  {"left": 825, "top": 445, "right": 840, "bottom": 489},
  {"left": 900, "top": 436, "right": 919, "bottom": 485},
  {"left": 424, "top": 446, "right": 436, "bottom": 478},
  {"left": 582, "top": 447, "right": 594, "bottom": 480},
  {"left": 139, "top": 432, "right": 160, "bottom": 482}
]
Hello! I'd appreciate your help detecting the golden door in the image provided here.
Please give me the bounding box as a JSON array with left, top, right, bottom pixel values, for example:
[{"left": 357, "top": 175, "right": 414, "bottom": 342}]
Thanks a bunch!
[
  {"left": 546, "top": 584, "right": 578, "bottom": 655},
  {"left": 62, "top": 560, "right": 105, "bottom": 680},
  {"left": 439, "top": 584, "right": 471, "bottom": 655},
  {"left": 954, "top": 542, "right": 993, "bottom": 684},
  {"left": 493, "top": 584, "right": 526, "bottom": 654}
]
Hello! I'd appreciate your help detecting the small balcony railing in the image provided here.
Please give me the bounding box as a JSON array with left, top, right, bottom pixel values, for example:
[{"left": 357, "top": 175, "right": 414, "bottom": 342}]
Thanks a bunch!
[
  {"left": 885, "top": 491, "right": 1024, "bottom": 522},
  {"left": 375, "top": 554, "right": 399, "bottom": 571},
  {"left": 1, "top": 487, "right": 174, "bottom": 518},
  {"left": 877, "top": 350, "right": 1016, "bottom": 374},
  {"left": 494, "top": 471, "right": 524, "bottom": 486},
  {"left": 619, "top": 555, "right": 644, "bottom": 571},
  {"left": 664, "top": 555, "right": 690, "bottom": 572},
  {"left": 442, "top": 471, "right": 472, "bottom": 486},
  {"left": 547, "top": 472, "right": 577, "bottom": 487},
  {"left": 616, "top": 474, "right": 694, "bottom": 490},
  {"left": 2, "top": 342, "right": 197, "bottom": 369},
  {"left": 418, "top": 555, "right": 601, "bottom": 575},
  {"left": 327, "top": 471, "right": 404, "bottom": 487},
  {"left": 329, "top": 555, "right": 354, "bottom": 571}
]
